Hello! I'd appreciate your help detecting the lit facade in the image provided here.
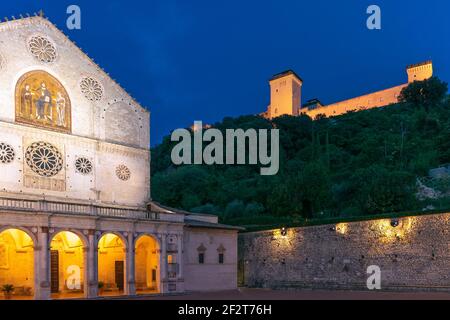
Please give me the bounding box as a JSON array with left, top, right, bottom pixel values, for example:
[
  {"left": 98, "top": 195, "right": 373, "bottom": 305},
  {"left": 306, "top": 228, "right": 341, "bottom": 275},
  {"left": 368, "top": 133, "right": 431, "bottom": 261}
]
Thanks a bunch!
[
  {"left": 263, "top": 61, "right": 433, "bottom": 119},
  {"left": 0, "top": 16, "right": 240, "bottom": 300}
]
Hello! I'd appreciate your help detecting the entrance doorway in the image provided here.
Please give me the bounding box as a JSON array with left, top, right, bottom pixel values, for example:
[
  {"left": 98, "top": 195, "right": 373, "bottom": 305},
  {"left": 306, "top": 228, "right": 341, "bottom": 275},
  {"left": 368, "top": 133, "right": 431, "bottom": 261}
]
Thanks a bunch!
[
  {"left": 50, "top": 231, "right": 85, "bottom": 299},
  {"left": 98, "top": 233, "right": 126, "bottom": 296},
  {"left": 135, "top": 235, "right": 160, "bottom": 294}
]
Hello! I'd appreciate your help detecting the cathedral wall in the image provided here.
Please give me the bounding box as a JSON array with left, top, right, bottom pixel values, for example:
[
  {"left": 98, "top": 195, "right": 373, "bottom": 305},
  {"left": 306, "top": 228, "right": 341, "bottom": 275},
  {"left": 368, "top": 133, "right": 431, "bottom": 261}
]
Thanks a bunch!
[
  {"left": 304, "top": 84, "right": 407, "bottom": 119},
  {"left": 239, "top": 213, "right": 450, "bottom": 291},
  {"left": 0, "top": 17, "right": 151, "bottom": 207},
  {"left": 0, "top": 121, "right": 150, "bottom": 207},
  {"left": 0, "top": 17, "right": 150, "bottom": 149},
  {"left": 183, "top": 228, "right": 238, "bottom": 292}
]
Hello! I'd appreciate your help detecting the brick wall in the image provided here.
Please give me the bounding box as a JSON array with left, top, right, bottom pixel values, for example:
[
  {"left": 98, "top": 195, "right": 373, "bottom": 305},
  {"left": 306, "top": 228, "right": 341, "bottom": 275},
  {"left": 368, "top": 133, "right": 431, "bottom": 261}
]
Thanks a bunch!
[{"left": 239, "top": 213, "right": 450, "bottom": 291}]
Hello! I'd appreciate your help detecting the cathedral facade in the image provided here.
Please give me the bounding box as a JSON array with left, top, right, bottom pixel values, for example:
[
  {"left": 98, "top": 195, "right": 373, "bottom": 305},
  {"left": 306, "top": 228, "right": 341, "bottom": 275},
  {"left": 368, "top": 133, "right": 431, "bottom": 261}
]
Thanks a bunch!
[{"left": 0, "top": 16, "right": 239, "bottom": 300}]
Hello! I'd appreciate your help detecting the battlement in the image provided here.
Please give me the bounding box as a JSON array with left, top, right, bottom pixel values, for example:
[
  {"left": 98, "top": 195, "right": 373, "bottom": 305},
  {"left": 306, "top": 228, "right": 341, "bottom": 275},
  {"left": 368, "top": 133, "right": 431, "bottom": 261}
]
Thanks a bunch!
[
  {"left": 263, "top": 60, "right": 435, "bottom": 120},
  {"left": 270, "top": 70, "right": 303, "bottom": 83},
  {"left": 407, "top": 60, "right": 433, "bottom": 83}
]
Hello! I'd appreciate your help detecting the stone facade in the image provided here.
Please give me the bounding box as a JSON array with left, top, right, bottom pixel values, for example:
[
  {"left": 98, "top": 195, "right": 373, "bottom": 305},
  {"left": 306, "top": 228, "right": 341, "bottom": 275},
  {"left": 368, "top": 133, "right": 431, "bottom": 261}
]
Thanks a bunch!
[
  {"left": 239, "top": 213, "right": 450, "bottom": 291},
  {"left": 0, "top": 16, "right": 239, "bottom": 300},
  {"left": 184, "top": 227, "right": 238, "bottom": 292}
]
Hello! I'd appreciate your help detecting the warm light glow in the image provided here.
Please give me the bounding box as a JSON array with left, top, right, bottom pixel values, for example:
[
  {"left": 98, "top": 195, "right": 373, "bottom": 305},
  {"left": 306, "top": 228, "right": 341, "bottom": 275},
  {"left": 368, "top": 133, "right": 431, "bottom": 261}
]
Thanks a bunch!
[
  {"left": 335, "top": 223, "right": 349, "bottom": 235},
  {"left": 99, "top": 233, "right": 123, "bottom": 249},
  {"left": 52, "top": 231, "right": 82, "bottom": 248},
  {"left": 273, "top": 228, "right": 289, "bottom": 239},
  {"left": 0, "top": 229, "right": 34, "bottom": 298},
  {"left": 98, "top": 233, "right": 125, "bottom": 295},
  {"left": 372, "top": 217, "right": 415, "bottom": 243},
  {"left": 135, "top": 235, "right": 160, "bottom": 294},
  {"left": 50, "top": 231, "right": 84, "bottom": 297}
]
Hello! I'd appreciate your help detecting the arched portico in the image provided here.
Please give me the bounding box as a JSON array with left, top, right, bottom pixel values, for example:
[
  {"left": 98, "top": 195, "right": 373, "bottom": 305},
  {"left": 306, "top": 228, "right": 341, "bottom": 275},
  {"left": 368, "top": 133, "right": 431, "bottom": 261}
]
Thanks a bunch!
[
  {"left": 97, "top": 233, "right": 127, "bottom": 297},
  {"left": 49, "top": 231, "right": 86, "bottom": 299},
  {"left": 135, "top": 234, "right": 160, "bottom": 294},
  {"left": 0, "top": 228, "right": 35, "bottom": 300}
]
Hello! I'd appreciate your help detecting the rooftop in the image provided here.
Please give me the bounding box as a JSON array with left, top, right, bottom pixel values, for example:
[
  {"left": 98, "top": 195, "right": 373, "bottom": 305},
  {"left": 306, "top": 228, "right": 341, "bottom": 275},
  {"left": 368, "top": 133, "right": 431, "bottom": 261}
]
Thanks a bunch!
[
  {"left": 270, "top": 70, "right": 303, "bottom": 83},
  {"left": 406, "top": 60, "right": 433, "bottom": 69},
  {"left": 302, "top": 98, "right": 323, "bottom": 107}
]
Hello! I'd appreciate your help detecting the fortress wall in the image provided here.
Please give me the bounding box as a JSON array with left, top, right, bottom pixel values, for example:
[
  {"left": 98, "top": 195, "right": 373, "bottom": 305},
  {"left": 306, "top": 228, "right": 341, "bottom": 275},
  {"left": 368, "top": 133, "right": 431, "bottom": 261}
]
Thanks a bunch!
[
  {"left": 304, "top": 84, "right": 407, "bottom": 119},
  {"left": 239, "top": 213, "right": 450, "bottom": 291}
]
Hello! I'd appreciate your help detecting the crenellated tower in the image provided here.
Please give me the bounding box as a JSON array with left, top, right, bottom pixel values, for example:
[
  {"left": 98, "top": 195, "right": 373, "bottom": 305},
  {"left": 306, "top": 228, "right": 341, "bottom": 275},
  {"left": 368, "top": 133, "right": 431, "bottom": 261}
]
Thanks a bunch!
[
  {"left": 407, "top": 60, "right": 433, "bottom": 83},
  {"left": 267, "top": 70, "right": 302, "bottom": 119}
]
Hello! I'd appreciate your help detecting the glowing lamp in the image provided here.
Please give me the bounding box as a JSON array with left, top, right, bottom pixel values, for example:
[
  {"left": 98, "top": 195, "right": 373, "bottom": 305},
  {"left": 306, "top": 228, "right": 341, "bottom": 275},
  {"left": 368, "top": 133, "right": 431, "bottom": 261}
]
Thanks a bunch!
[
  {"left": 280, "top": 227, "right": 287, "bottom": 237},
  {"left": 390, "top": 219, "right": 399, "bottom": 228}
]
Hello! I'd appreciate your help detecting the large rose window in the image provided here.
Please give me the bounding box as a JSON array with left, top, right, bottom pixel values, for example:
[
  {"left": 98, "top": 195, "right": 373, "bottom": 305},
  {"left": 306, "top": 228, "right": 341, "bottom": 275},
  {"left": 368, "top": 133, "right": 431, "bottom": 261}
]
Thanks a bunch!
[{"left": 25, "top": 142, "right": 63, "bottom": 177}]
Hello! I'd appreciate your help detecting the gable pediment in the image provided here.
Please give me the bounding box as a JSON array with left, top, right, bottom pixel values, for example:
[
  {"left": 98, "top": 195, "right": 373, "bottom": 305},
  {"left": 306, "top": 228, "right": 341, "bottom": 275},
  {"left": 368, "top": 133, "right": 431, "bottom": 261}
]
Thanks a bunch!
[{"left": 0, "top": 16, "right": 150, "bottom": 149}]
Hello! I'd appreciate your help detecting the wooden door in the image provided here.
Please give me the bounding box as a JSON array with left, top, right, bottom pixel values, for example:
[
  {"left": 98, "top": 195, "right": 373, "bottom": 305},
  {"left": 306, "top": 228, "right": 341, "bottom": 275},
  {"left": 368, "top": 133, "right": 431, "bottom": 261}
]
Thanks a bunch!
[
  {"left": 50, "top": 250, "right": 59, "bottom": 293},
  {"left": 115, "top": 261, "right": 124, "bottom": 291}
]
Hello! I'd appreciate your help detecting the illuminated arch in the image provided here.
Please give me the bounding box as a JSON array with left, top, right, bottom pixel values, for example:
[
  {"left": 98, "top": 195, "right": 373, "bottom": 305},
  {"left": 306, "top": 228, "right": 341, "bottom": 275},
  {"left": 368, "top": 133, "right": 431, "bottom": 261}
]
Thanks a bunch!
[
  {"left": 0, "top": 228, "right": 35, "bottom": 299},
  {"left": 49, "top": 229, "right": 88, "bottom": 248},
  {"left": 135, "top": 233, "right": 160, "bottom": 248},
  {"left": 15, "top": 70, "right": 72, "bottom": 133},
  {"left": 97, "top": 231, "right": 128, "bottom": 249},
  {"left": 49, "top": 231, "right": 86, "bottom": 299},
  {"left": 97, "top": 233, "right": 127, "bottom": 296},
  {"left": 135, "top": 234, "right": 161, "bottom": 294},
  {"left": 0, "top": 226, "right": 37, "bottom": 245}
]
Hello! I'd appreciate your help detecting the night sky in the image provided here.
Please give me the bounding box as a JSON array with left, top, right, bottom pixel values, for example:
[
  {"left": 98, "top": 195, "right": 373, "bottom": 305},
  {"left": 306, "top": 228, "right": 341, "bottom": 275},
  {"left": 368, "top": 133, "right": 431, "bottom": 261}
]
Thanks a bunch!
[{"left": 3, "top": 0, "right": 450, "bottom": 145}]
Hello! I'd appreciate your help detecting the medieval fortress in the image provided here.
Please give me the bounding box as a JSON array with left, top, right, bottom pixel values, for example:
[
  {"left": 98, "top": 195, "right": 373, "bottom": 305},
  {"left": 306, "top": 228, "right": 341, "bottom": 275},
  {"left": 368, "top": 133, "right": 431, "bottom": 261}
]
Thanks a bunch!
[{"left": 262, "top": 61, "right": 433, "bottom": 120}]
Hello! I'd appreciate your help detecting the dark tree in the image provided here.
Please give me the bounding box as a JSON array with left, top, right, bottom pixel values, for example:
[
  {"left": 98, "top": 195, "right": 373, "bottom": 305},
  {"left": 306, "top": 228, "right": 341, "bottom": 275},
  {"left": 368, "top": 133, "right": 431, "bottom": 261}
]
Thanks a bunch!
[{"left": 399, "top": 77, "right": 448, "bottom": 109}]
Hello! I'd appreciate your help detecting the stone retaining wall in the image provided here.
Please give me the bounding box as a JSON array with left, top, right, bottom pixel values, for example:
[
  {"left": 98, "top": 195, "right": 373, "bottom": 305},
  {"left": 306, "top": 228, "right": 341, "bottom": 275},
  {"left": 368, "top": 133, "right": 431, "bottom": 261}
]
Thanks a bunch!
[{"left": 238, "top": 213, "right": 450, "bottom": 291}]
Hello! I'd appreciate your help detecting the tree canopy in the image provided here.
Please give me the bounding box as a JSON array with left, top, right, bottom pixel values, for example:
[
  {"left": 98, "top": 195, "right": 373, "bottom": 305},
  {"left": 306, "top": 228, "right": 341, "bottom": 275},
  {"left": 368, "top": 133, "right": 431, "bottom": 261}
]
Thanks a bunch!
[{"left": 151, "top": 78, "right": 450, "bottom": 226}]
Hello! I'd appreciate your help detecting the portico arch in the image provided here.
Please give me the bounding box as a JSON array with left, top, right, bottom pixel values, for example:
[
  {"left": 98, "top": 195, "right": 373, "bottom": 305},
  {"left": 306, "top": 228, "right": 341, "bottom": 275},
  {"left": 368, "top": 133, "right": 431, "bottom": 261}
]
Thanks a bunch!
[
  {"left": 0, "top": 228, "right": 35, "bottom": 299},
  {"left": 49, "top": 231, "right": 86, "bottom": 299},
  {"left": 135, "top": 234, "right": 160, "bottom": 294},
  {"left": 97, "top": 233, "right": 126, "bottom": 296}
]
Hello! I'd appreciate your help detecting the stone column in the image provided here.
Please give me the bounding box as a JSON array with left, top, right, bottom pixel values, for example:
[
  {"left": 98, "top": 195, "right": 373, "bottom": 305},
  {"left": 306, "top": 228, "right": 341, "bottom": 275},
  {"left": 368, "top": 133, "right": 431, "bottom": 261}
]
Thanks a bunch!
[
  {"left": 126, "top": 232, "right": 136, "bottom": 296},
  {"left": 87, "top": 230, "right": 98, "bottom": 298},
  {"left": 177, "top": 234, "right": 184, "bottom": 280},
  {"left": 160, "top": 233, "right": 168, "bottom": 293},
  {"left": 35, "top": 227, "right": 50, "bottom": 300},
  {"left": 33, "top": 232, "right": 41, "bottom": 300},
  {"left": 176, "top": 233, "right": 185, "bottom": 293}
]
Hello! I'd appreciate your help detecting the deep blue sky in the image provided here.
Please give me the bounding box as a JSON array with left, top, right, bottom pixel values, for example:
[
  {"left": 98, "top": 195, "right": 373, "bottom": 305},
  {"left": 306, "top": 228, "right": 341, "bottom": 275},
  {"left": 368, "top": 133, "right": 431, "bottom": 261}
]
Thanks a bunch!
[{"left": 3, "top": 1, "right": 450, "bottom": 145}]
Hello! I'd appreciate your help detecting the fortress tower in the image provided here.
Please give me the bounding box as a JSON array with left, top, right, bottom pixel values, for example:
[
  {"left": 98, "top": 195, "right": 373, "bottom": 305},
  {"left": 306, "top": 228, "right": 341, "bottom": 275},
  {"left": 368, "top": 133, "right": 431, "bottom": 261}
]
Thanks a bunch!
[
  {"left": 407, "top": 61, "right": 433, "bottom": 83},
  {"left": 263, "top": 61, "right": 434, "bottom": 120},
  {"left": 267, "top": 70, "right": 302, "bottom": 119}
]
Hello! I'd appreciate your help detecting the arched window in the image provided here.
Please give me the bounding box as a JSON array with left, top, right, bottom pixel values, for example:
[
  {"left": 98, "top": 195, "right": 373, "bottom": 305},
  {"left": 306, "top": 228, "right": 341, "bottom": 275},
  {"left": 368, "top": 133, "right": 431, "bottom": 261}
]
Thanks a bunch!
[
  {"left": 217, "top": 244, "right": 226, "bottom": 264},
  {"left": 197, "top": 244, "right": 206, "bottom": 264}
]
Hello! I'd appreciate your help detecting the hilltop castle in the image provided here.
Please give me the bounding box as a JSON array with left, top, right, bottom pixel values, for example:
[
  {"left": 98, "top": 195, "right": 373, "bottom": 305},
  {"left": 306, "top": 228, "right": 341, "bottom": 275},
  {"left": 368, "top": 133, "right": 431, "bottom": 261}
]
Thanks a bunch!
[{"left": 262, "top": 61, "right": 433, "bottom": 119}]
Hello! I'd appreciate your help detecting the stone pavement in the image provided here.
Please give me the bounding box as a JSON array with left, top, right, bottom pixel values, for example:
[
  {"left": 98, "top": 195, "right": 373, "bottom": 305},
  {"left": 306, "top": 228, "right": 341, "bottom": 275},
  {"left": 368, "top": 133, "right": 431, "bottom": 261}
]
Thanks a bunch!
[{"left": 128, "top": 288, "right": 450, "bottom": 300}]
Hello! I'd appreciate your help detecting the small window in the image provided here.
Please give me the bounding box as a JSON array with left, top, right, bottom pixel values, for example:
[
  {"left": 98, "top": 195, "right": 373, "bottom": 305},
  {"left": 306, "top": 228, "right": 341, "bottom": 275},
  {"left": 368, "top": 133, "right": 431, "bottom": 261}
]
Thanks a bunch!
[
  {"left": 168, "top": 254, "right": 174, "bottom": 264},
  {"left": 198, "top": 253, "right": 205, "bottom": 264},
  {"left": 219, "top": 253, "right": 224, "bottom": 264}
]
